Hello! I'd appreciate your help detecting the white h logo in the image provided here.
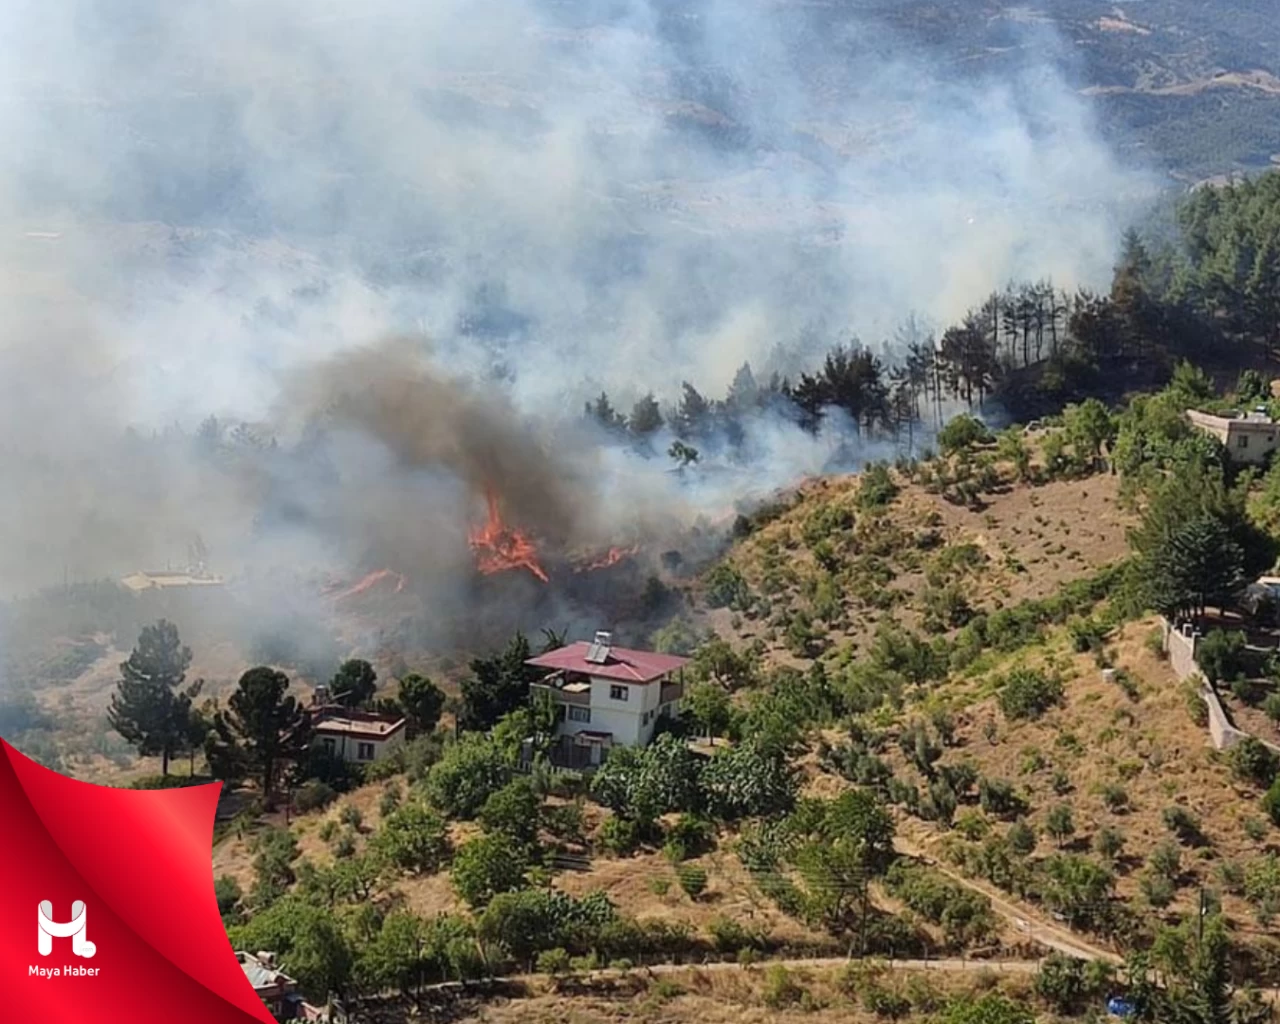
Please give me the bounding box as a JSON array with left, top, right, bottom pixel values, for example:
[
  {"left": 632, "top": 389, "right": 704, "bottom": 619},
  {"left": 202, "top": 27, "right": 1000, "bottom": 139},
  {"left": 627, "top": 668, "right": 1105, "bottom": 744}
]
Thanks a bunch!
[{"left": 37, "top": 900, "right": 97, "bottom": 958}]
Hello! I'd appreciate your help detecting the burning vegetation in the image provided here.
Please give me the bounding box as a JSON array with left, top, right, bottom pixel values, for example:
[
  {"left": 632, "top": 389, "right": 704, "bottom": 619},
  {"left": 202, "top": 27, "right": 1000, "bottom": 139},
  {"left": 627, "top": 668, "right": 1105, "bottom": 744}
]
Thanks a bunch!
[
  {"left": 468, "top": 487, "right": 643, "bottom": 584},
  {"left": 468, "top": 489, "right": 550, "bottom": 583}
]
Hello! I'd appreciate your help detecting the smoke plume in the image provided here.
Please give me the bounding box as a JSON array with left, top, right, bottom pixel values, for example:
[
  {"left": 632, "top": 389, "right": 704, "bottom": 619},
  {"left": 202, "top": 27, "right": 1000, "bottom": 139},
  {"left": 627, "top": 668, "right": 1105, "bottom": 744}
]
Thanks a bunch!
[{"left": 0, "top": 0, "right": 1156, "bottom": 648}]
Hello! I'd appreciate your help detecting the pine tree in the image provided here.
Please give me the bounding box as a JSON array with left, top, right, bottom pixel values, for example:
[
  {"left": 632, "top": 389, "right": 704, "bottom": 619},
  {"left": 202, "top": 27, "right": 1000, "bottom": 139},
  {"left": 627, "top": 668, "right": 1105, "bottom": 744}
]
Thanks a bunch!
[
  {"left": 628, "top": 392, "right": 663, "bottom": 437},
  {"left": 331, "top": 659, "right": 377, "bottom": 708},
  {"left": 216, "top": 667, "right": 312, "bottom": 807},
  {"left": 107, "top": 620, "right": 194, "bottom": 775},
  {"left": 671, "top": 382, "right": 711, "bottom": 440},
  {"left": 459, "top": 633, "right": 539, "bottom": 733},
  {"left": 1150, "top": 516, "right": 1244, "bottom": 622},
  {"left": 396, "top": 673, "right": 444, "bottom": 738},
  {"left": 725, "top": 362, "right": 760, "bottom": 410},
  {"left": 586, "top": 392, "right": 627, "bottom": 433}
]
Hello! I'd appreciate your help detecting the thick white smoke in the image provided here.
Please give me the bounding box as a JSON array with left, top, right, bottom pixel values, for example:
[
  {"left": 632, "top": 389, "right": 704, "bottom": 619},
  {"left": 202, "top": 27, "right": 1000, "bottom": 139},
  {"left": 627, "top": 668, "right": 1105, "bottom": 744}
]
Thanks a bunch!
[{"left": 0, "top": 0, "right": 1156, "bottom": 605}]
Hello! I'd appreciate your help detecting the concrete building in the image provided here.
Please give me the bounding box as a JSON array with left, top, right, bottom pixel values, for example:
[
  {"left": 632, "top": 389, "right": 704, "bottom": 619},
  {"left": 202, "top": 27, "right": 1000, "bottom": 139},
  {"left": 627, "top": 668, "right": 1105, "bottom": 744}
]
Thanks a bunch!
[
  {"left": 309, "top": 695, "right": 406, "bottom": 765},
  {"left": 526, "top": 631, "right": 688, "bottom": 767},
  {"left": 120, "top": 570, "right": 225, "bottom": 592},
  {"left": 236, "top": 951, "right": 346, "bottom": 1022},
  {"left": 1186, "top": 409, "right": 1280, "bottom": 464}
]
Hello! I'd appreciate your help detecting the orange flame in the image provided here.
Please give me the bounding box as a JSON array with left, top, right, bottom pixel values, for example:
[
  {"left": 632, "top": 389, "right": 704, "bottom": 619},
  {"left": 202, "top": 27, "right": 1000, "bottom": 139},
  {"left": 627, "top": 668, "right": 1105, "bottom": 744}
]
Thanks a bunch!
[
  {"left": 469, "top": 489, "right": 549, "bottom": 582},
  {"left": 331, "top": 568, "right": 407, "bottom": 602},
  {"left": 573, "top": 546, "right": 640, "bottom": 573}
]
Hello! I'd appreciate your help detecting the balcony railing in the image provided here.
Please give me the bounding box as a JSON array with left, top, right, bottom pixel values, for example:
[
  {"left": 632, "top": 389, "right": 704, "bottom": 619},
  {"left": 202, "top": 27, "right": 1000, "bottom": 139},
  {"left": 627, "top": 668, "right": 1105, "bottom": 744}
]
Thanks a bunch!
[
  {"left": 660, "top": 679, "right": 684, "bottom": 705},
  {"left": 531, "top": 680, "right": 591, "bottom": 706}
]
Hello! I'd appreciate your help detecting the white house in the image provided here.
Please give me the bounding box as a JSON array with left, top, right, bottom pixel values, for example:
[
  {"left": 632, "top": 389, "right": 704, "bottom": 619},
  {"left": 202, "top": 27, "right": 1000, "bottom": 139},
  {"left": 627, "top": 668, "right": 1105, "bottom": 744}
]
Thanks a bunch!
[
  {"left": 310, "top": 705, "right": 406, "bottom": 765},
  {"left": 526, "top": 632, "right": 689, "bottom": 767},
  {"left": 1186, "top": 409, "right": 1280, "bottom": 464}
]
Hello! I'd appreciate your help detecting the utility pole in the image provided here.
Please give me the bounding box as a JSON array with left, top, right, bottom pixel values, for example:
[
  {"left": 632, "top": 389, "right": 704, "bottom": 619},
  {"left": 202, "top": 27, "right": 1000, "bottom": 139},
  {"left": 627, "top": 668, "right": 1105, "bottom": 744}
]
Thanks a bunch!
[{"left": 1197, "top": 886, "right": 1207, "bottom": 945}]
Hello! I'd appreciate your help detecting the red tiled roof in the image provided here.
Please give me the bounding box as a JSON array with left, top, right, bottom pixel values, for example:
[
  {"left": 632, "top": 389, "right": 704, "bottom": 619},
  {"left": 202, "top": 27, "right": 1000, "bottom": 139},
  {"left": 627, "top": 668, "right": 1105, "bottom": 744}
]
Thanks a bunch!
[{"left": 526, "top": 642, "right": 690, "bottom": 683}]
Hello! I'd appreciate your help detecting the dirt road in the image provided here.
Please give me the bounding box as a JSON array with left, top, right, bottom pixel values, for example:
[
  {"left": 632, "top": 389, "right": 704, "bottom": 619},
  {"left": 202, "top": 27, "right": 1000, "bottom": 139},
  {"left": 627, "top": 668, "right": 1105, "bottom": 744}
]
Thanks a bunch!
[{"left": 891, "top": 832, "right": 1121, "bottom": 964}]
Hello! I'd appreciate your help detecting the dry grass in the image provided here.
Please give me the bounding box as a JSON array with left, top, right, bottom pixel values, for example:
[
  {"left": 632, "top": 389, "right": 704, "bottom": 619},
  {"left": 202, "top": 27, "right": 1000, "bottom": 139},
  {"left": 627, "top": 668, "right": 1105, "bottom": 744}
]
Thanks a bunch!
[
  {"left": 696, "top": 469, "right": 1130, "bottom": 664},
  {"left": 451, "top": 962, "right": 1034, "bottom": 1024},
  {"left": 852, "top": 618, "right": 1280, "bottom": 936}
]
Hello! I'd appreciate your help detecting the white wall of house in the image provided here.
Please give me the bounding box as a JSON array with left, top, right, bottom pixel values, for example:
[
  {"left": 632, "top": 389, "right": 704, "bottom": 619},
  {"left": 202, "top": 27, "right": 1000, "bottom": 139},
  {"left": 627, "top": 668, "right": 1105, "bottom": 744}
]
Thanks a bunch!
[
  {"left": 1187, "top": 411, "right": 1280, "bottom": 464},
  {"left": 554, "top": 675, "right": 678, "bottom": 748},
  {"left": 316, "top": 729, "right": 405, "bottom": 764}
]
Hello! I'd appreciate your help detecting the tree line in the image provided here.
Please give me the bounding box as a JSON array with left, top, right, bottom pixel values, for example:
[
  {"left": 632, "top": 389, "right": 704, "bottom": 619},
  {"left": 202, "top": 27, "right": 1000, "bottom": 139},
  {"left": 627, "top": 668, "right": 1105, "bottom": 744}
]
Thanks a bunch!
[{"left": 585, "top": 169, "right": 1280, "bottom": 460}]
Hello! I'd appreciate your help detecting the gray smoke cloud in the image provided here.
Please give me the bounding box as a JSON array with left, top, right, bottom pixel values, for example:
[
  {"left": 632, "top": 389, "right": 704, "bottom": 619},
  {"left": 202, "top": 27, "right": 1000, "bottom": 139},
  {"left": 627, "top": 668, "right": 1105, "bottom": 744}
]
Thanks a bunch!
[{"left": 0, "top": 0, "right": 1156, "bottom": 620}]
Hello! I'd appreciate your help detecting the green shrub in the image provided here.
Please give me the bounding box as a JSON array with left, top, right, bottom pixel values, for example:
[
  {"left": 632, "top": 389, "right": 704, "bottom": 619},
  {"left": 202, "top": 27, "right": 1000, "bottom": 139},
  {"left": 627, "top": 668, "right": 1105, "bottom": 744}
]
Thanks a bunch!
[
  {"left": 1263, "top": 779, "right": 1280, "bottom": 827},
  {"left": 598, "top": 815, "right": 647, "bottom": 857},
  {"left": 1093, "top": 827, "right": 1125, "bottom": 861},
  {"left": 708, "top": 915, "right": 762, "bottom": 953},
  {"left": 1229, "top": 738, "right": 1279, "bottom": 789},
  {"left": 1008, "top": 820, "right": 1037, "bottom": 856},
  {"left": 332, "top": 830, "right": 357, "bottom": 859},
  {"left": 1147, "top": 841, "right": 1182, "bottom": 882},
  {"left": 997, "top": 668, "right": 1063, "bottom": 721},
  {"left": 858, "top": 463, "right": 900, "bottom": 510},
  {"left": 1244, "top": 854, "right": 1280, "bottom": 921},
  {"left": 1195, "top": 629, "right": 1249, "bottom": 683},
  {"left": 425, "top": 736, "right": 512, "bottom": 819},
  {"left": 478, "top": 778, "right": 542, "bottom": 851},
  {"left": 1141, "top": 872, "right": 1175, "bottom": 908},
  {"left": 884, "top": 862, "right": 996, "bottom": 948},
  {"left": 862, "top": 981, "right": 912, "bottom": 1019},
  {"left": 663, "top": 814, "right": 714, "bottom": 863},
  {"left": 536, "top": 947, "right": 571, "bottom": 975},
  {"left": 318, "top": 820, "right": 338, "bottom": 843},
  {"left": 954, "top": 811, "right": 990, "bottom": 841},
  {"left": 338, "top": 804, "right": 363, "bottom": 831},
  {"left": 378, "top": 784, "right": 402, "bottom": 819},
  {"left": 923, "top": 584, "right": 974, "bottom": 632},
  {"left": 945, "top": 993, "right": 1033, "bottom": 1024},
  {"left": 1217, "top": 861, "right": 1246, "bottom": 894},
  {"left": 978, "top": 777, "right": 1027, "bottom": 819},
  {"left": 938, "top": 414, "right": 993, "bottom": 455},
  {"left": 1045, "top": 804, "right": 1076, "bottom": 847},
  {"left": 676, "top": 863, "right": 708, "bottom": 900},
  {"left": 763, "top": 965, "right": 803, "bottom": 1009},
  {"left": 214, "top": 875, "right": 243, "bottom": 924},
  {"left": 544, "top": 800, "right": 586, "bottom": 843},
  {"left": 373, "top": 802, "right": 450, "bottom": 874},
  {"left": 1098, "top": 782, "right": 1129, "bottom": 812},
  {"left": 705, "top": 563, "right": 752, "bottom": 610},
  {"left": 451, "top": 833, "right": 530, "bottom": 908},
  {"left": 1162, "top": 805, "right": 1204, "bottom": 845}
]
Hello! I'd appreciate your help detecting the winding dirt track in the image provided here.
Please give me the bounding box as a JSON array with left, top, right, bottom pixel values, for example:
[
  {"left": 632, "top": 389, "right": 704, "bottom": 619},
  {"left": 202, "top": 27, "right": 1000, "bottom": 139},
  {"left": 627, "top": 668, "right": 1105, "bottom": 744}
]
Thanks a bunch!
[{"left": 890, "top": 833, "right": 1121, "bottom": 964}]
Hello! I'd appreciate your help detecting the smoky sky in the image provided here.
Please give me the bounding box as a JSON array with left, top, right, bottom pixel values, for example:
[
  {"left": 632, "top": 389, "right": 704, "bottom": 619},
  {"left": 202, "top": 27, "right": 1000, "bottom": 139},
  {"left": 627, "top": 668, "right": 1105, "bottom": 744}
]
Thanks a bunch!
[{"left": 0, "top": 0, "right": 1156, "bottom": 599}]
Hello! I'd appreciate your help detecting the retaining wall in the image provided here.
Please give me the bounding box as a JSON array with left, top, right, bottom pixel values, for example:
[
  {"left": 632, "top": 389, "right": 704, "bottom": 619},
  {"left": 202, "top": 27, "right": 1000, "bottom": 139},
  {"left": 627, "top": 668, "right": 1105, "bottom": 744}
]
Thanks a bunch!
[{"left": 1160, "top": 617, "right": 1280, "bottom": 754}]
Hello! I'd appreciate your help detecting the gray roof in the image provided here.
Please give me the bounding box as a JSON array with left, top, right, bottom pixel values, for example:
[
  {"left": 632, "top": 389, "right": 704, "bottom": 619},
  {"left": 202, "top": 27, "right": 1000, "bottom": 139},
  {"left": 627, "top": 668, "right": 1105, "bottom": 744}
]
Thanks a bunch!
[{"left": 237, "top": 952, "right": 293, "bottom": 992}]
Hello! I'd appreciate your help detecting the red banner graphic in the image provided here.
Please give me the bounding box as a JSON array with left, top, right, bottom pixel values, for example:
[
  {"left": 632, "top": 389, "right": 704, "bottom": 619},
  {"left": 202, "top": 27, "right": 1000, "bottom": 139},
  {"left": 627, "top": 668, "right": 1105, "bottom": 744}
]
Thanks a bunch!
[{"left": 0, "top": 739, "right": 274, "bottom": 1023}]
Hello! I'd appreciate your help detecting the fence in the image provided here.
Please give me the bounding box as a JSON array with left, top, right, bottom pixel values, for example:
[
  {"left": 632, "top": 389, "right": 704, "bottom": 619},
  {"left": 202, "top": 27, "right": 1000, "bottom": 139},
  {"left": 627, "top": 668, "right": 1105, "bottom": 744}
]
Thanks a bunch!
[{"left": 1161, "top": 617, "right": 1280, "bottom": 755}]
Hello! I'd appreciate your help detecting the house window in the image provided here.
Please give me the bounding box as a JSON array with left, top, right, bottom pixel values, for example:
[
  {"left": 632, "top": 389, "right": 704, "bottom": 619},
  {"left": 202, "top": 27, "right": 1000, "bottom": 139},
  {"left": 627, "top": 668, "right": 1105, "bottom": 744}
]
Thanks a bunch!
[
  {"left": 357, "top": 742, "right": 375, "bottom": 761},
  {"left": 1239, "top": 435, "right": 1250, "bottom": 448},
  {"left": 568, "top": 706, "right": 591, "bottom": 723},
  {"left": 609, "top": 685, "right": 629, "bottom": 702},
  {"left": 322, "top": 737, "right": 336, "bottom": 755}
]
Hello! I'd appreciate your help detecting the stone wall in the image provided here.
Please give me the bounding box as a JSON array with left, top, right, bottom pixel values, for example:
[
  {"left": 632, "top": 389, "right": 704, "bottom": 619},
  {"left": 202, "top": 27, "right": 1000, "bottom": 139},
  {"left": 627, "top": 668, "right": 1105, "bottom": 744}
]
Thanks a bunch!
[
  {"left": 1161, "top": 617, "right": 1280, "bottom": 754},
  {"left": 1162, "top": 619, "right": 1201, "bottom": 682}
]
